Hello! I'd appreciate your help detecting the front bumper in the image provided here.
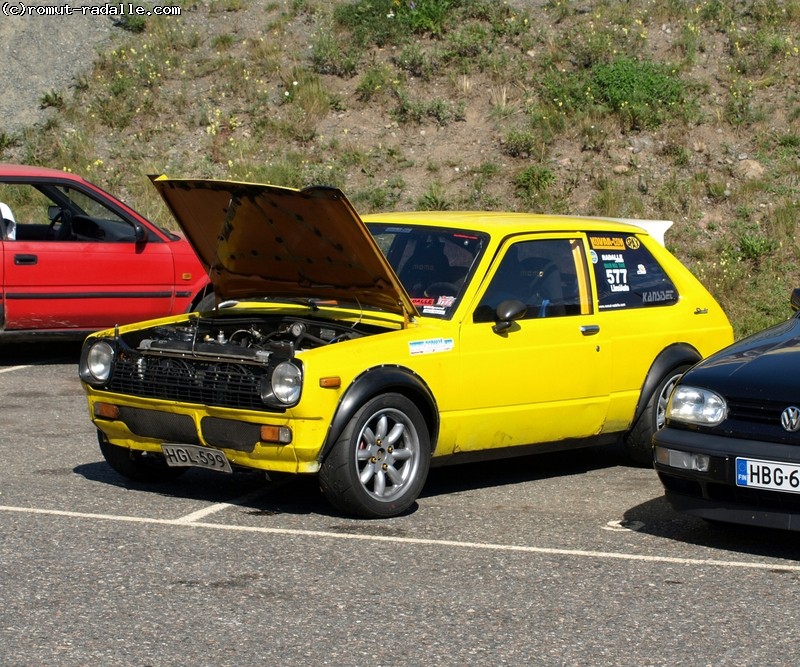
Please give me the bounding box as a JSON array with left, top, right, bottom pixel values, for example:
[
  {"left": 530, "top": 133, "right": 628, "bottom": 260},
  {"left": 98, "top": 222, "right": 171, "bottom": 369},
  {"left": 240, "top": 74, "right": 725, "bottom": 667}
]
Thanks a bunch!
[
  {"left": 653, "top": 427, "right": 800, "bottom": 531},
  {"left": 87, "top": 390, "right": 328, "bottom": 474}
]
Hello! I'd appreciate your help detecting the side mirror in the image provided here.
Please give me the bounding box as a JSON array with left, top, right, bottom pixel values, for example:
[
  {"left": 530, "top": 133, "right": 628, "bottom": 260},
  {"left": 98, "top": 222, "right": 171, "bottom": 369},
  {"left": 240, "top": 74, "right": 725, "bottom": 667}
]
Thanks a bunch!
[
  {"left": 791, "top": 288, "right": 800, "bottom": 312},
  {"left": 492, "top": 299, "right": 527, "bottom": 334},
  {"left": 133, "top": 222, "right": 148, "bottom": 243}
]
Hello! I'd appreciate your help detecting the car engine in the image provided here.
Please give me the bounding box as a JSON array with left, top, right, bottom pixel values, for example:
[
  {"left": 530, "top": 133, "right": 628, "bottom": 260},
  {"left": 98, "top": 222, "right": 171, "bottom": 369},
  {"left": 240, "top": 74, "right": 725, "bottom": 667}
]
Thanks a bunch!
[{"left": 135, "top": 314, "right": 365, "bottom": 362}]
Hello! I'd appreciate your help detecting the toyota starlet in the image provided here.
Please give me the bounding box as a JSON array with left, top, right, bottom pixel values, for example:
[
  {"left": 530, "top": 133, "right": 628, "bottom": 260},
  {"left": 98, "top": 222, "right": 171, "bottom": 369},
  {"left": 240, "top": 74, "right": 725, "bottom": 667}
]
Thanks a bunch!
[{"left": 79, "top": 178, "right": 732, "bottom": 518}]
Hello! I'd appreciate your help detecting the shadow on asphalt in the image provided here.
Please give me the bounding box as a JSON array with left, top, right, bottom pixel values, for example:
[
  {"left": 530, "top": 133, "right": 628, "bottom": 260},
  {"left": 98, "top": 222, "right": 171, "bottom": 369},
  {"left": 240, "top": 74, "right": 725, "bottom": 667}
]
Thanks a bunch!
[
  {"left": 75, "top": 443, "right": 629, "bottom": 522},
  {"left": 74, "top": 459, "right": 335, "bottom": 516},
  {"left": 423, "top": 442, "right": 628, "bottom": 497},
  {"left": 0, "top": 340, "right": 84, "bottom": 366},
  {"left": 75, "top": 444, "right": 800, "bottom": 559},
  {"left": 75, "top": 443, "right": 800, "bottom": 560},
  {"left": 623, "top": 496, "right": 800, "bottom": 562}
]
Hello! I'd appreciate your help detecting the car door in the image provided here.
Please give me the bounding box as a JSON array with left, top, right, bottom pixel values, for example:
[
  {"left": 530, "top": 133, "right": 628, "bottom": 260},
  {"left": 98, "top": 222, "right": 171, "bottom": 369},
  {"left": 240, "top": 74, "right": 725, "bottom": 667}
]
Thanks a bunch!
[
  {"left": 450, "top": 234, "right": 612, "bottom": 453},
  {"left": 0, "top": 182, "right": 176, "bottom": 331}
]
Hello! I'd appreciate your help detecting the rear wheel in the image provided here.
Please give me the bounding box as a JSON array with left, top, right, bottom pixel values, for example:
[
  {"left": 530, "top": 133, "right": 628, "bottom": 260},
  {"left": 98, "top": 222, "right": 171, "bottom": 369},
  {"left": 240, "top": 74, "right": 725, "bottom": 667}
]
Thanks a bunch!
[
  {"left": 319, "top": 393, "right": 431, "bottom": 518},
  {"left": 97, "top": 430, "right": 187, "bottom": 483},
  {"left": 625, "top": 365, "right": 690, "bottom": 465}
]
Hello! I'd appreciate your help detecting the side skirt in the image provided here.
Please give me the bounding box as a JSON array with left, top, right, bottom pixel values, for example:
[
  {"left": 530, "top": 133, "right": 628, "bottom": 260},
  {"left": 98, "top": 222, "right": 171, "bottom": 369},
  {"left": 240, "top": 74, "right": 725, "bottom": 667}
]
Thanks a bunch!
[{"left": 430, "top": 433, "right": 622, "bottom": 468}]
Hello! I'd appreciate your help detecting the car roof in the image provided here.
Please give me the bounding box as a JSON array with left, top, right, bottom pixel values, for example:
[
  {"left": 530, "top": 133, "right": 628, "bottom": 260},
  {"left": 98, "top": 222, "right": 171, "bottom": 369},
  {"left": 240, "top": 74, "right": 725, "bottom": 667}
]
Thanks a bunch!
[
  {"left": 361, "top": 210, "right": 666, "bottom": 241},
  {"left": 0, "top": 163, "right": 86, "bottom": 181}
]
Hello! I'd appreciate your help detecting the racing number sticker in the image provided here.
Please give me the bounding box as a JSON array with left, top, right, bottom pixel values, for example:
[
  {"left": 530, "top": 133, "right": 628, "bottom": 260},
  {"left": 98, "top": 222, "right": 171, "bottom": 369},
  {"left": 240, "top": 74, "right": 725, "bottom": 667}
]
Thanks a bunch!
[{"left": 601, "top": 252, "right": 630, "bottom": 293}]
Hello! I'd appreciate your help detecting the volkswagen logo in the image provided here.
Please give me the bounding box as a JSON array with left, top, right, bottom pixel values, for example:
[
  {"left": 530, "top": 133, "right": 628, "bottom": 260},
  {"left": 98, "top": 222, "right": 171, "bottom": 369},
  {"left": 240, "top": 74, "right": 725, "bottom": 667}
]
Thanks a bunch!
[{"left": 780, "top": 406, "right": 800, "bottom": 432}]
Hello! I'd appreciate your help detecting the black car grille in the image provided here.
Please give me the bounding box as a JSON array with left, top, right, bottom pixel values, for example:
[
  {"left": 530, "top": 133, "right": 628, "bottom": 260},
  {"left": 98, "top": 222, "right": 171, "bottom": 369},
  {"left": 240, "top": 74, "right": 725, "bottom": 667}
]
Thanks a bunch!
[
  {"left": 118, "top": 406, "right": 199, "bottom": 443},
  {"left": 719, "top": 397, "right": 800, "bottom": 445},
  {"left": 107, "top": 353, "right": 272, "bottom": 412},
  {"left": 727, "top": 398, "right": 786, "bottom": 424}
]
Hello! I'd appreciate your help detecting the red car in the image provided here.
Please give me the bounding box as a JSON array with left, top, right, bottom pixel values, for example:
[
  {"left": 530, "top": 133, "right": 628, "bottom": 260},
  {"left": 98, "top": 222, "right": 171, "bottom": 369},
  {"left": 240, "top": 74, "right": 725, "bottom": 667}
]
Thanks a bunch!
[{"left": 0, "top": 165, "right": 209, "bottom": 338}]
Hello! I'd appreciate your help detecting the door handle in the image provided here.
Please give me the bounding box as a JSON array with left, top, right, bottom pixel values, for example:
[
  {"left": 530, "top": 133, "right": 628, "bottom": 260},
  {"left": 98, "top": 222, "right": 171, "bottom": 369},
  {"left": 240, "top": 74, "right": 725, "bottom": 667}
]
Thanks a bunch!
[
  {"left": 14, "top": 254, "right": 38, "bottom": 265},
  {"left": 580, "top": 324, "right": 600, "bottom": 336}
]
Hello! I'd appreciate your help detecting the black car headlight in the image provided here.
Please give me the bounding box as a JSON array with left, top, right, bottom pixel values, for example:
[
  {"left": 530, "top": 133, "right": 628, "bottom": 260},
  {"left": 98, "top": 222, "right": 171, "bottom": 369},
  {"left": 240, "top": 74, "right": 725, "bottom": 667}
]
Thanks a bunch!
[
  {"left": 667, "top": 385, "right": 727, "bottom": 426},
  {"left": 79, "top": 340, "right": 116, "bottom": 386},
  {"left": 262, "top": 361, "right": 302, "bottom": 406}
]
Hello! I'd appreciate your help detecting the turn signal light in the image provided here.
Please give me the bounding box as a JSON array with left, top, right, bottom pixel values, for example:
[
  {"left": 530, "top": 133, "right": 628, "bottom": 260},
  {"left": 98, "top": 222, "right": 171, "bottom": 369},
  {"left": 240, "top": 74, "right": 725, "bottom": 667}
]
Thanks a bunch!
[
  {"left": 655, "top": 446, "right": 710, "bottom": 472},
  {"left": 260, "top": 425, "right": 292, "bottom": 444},
  {"left": 94, "top": 403, "right": 120, "bottom": 420}
]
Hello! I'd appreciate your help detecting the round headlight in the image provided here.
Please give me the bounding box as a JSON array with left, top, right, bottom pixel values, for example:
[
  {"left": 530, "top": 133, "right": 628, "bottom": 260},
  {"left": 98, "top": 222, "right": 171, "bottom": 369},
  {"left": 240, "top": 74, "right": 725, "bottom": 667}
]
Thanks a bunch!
[
  {"left": 85, "top": 340, "right": 115, "bottom": 384},
  {"left": 271, "top": 361, "right": 302, "bottom": 405},
  {"left": 667, "top": 385, "right": 727, "bottom": 426}
]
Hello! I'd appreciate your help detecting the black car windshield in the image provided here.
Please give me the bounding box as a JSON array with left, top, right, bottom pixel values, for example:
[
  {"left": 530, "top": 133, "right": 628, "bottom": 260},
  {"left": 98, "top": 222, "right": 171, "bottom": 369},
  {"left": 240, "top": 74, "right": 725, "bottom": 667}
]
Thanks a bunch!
[{"left": 367, "top": 223, "right": 489, "bottom": 319}]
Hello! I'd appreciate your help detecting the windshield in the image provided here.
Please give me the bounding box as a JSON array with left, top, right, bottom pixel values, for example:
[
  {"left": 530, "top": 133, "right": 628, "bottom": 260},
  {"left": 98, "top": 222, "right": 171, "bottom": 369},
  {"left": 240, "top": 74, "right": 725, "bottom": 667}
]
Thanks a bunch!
[{"left": 367, "top": 223, "right": 489, "bottom": 319}]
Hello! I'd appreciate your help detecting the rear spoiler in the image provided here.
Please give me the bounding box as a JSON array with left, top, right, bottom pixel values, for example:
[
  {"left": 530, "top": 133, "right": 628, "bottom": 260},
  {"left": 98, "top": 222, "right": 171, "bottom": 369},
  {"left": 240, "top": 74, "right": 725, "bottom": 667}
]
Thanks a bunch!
[
  {"left": 593, "top": 218, "right": 673, "bottom": 247},
  {"left": 551, "top": 214, "right": 674, "bottom": 247}
]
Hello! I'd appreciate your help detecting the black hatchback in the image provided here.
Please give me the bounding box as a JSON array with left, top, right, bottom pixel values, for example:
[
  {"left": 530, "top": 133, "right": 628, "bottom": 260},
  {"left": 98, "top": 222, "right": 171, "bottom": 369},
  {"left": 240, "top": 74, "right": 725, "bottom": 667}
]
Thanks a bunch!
[{"left": 654, "top": 289, "right": 800, "bottom": 531}]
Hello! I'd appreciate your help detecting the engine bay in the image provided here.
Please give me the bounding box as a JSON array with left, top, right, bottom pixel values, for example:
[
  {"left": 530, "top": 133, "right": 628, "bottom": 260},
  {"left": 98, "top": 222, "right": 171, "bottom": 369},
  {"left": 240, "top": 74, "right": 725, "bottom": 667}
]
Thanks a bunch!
[{"left": 135, "top": 314, "right": 370, "bottom": 362}]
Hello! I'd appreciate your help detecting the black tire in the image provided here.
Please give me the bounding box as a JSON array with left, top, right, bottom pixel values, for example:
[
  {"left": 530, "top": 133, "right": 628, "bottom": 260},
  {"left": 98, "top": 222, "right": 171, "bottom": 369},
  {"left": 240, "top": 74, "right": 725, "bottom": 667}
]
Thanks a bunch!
[
  {"left": 193, "top": 292, "right": 216, "bottom": 313},
  {"left": 625, "top": 364, "right": 691, "bottom": 466},
  {"left": 319, "top": 393, "right": 431, "bottom": 519},
  {"left": 97, "top": 430, "right": 187, "bottom": 483}
]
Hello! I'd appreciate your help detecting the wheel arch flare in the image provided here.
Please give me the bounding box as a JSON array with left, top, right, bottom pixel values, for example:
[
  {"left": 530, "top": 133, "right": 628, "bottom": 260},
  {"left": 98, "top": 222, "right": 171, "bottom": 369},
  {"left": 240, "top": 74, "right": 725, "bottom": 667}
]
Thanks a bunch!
[{"left": 319, "top": 365, "right": 440, "bottom": 463}]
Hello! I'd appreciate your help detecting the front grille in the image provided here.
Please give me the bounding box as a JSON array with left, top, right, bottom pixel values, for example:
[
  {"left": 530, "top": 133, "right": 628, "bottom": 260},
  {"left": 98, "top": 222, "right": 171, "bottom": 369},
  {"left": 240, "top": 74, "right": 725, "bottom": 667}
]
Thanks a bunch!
[
  {"left": 727, "top": 398, "right": 786, "bottom": 425},
  {"left": 715, "top": 397, "right": 800, "bottom": 445},
  {"left": 201, "top": 417, "right": 260, "bottom": 452},
  {"left": 107, "top": 352, "right": 272, "bottom": 412},
  {"left": 118, "top": 406, "right": 199, "bottom": 443}
]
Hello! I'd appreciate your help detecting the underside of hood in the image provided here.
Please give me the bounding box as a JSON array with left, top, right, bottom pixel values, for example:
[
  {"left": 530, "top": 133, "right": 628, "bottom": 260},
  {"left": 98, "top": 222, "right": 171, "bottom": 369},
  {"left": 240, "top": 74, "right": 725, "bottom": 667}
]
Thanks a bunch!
[{"left": 151, "top": 177, "right": 417, "bottom": 320}]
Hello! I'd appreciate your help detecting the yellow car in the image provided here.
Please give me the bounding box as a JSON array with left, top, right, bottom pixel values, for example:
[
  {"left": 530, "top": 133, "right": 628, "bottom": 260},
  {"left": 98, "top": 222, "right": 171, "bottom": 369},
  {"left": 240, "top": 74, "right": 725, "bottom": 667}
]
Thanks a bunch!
[{"left": 79, "top": 178, "right": 733, "bottom": 518}]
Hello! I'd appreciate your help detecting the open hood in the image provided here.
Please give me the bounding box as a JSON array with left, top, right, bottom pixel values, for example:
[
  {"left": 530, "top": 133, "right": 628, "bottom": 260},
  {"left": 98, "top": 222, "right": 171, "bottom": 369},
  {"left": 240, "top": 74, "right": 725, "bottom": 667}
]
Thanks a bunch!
[{"left": 152, "top": 177, "right": 417, "bottom": 319}]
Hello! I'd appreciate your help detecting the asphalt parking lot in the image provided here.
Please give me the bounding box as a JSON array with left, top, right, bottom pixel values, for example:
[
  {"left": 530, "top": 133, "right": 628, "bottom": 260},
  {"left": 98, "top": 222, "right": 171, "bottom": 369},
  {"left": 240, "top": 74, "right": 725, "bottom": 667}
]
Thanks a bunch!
[{"left": 1, "top": 341, "right": 799, "bottom": 666}]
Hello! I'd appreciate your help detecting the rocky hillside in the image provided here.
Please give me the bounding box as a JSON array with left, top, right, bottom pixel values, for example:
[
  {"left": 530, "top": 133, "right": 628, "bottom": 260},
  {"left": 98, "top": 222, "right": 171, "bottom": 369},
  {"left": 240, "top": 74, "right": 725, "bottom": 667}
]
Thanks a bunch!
[{"left": 3, "top": 0, "right": 800, "bottom": 337}]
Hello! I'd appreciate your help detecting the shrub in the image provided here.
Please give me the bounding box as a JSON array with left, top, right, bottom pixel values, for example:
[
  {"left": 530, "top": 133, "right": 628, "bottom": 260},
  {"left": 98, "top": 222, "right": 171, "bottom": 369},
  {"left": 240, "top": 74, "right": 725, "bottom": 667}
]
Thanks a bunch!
[
  {"left": 417, "top": 181, "right": 453, "bottom": 210},
  {"left": 356, "top": 64, "right": 394, "bottom": 102},
  {"left": 514, "top": 165, "right": 555, "bottom": 206},
  {"left": 590, "top": 57, "right": 687, "bottom": 130}
]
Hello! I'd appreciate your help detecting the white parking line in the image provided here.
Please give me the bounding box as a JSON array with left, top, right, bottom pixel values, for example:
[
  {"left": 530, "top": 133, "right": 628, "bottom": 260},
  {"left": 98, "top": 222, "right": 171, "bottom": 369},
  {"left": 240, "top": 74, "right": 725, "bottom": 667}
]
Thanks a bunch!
[
  {"left": 1, "top": 503, "right": 797, "bottom": 572},
  {"left": 0, "top": 365, "right": 31, "bottom": 374},
  {"left": 173, "top": 488, "right": 270, "bottom": 524}
]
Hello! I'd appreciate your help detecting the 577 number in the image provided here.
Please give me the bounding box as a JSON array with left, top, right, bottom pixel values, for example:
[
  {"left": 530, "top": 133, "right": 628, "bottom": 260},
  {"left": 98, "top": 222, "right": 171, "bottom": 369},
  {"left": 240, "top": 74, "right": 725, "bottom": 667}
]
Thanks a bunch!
[{"left": 606, "top": 268, "right": 627, "bottom": 285}]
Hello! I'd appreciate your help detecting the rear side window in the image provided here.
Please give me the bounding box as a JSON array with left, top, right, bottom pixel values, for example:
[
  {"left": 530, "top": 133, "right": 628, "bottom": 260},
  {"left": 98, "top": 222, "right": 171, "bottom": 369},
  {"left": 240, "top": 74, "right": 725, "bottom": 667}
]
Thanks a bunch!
[{"left": 588, "top": 233, "right": 678, "bottom": 310}]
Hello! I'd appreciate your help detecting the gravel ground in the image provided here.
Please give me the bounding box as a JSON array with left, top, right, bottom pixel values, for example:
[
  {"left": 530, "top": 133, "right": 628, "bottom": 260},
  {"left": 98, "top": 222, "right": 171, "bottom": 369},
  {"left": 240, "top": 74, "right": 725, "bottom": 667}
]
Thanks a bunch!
[{"left": 0, "top": 8, "right": 117, "bottom": 134}]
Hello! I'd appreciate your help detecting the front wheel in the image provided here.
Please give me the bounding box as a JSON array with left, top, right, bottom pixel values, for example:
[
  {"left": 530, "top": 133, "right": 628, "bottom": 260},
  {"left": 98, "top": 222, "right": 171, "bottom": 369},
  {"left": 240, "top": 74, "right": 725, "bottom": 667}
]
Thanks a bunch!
[
  {"left": 625, "top": 365, "right": 691, "bottom": 466},
  {"left": 98, "top": 430, "right": 187, "bottom": 483},
  {"left": 193, "top": 291, "right": 216, "bottom": 313},
  {"left": 319, "top": 393, "right": 431, "bottom": 518}
]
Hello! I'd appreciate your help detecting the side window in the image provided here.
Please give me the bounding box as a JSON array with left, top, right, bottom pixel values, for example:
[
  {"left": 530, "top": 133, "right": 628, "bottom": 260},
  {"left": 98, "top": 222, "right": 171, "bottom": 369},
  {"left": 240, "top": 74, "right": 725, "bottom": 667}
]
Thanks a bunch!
[
  {"left": 474, "top": 238, "right": 589, "bottom": 323},
  {"left": 588, "top": 233, "right": 679, "bottom": 310},
  {"left": 0, "top": 183, "right": 51, "bottom": 241},
  {"left": 0, "top": 182, "right": 137, "bottom": 243}
]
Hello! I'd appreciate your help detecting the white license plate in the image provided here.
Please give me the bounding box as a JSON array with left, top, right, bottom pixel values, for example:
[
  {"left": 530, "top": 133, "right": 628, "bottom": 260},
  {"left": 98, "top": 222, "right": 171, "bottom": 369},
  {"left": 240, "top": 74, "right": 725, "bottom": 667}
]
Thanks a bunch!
[
  {"left": 736, "top": 457, "right": 800, "bottom": 493},
  {"left": 162, "top": 444, "right": 232, "bottom": 473}
]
